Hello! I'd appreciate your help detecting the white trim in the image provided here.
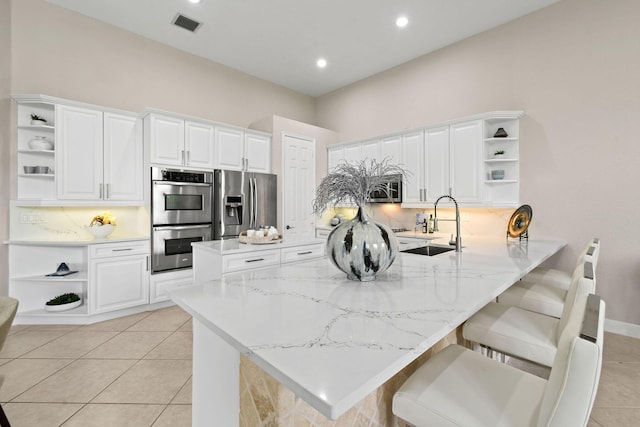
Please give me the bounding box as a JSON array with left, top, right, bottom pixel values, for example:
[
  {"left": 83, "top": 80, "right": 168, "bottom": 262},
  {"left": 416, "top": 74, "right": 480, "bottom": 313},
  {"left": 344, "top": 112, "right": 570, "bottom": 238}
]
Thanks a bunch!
[{"left": 605, "top": 318, "right": 640, "bottom": 339}]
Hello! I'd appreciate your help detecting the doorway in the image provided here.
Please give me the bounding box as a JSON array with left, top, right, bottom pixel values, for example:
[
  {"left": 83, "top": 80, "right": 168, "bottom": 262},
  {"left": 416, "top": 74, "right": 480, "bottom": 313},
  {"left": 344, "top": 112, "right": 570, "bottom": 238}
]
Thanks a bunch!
[{"left": 282, "top": 133, "right": 316, "bottom": 240}]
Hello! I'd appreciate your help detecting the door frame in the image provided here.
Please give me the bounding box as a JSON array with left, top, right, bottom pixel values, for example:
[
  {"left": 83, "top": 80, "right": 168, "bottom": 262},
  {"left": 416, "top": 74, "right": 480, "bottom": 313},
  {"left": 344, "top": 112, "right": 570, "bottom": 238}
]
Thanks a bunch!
[{"left": 281, "top": 132, "right": 316, "bottom": 239}]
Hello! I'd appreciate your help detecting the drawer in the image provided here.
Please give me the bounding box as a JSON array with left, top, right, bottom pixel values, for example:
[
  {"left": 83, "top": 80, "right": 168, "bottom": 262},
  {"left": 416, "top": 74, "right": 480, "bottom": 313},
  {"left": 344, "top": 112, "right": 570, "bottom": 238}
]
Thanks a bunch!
[
  {"left": 316, "top": 228, "right": 331, "bottom": 239},
  {"left": 89, "top": 240, "right": 150, "bottom": 258},
  {"left": 281, "top": 243, "right": 325, "bottom": 264},
  {"left": 223, "top": 249, "right": 281, "bottom": 274},
  {"left": 150, "top": 269, "right": 194, "bottom": 304}
]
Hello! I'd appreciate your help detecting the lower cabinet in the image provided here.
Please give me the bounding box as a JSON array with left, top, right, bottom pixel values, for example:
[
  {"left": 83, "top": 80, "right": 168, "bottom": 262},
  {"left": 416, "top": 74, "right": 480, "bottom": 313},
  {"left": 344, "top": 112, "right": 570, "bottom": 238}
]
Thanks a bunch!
[
  {"left": 88, "top": 241, "right": 150, "bottom": 314},
  {"left": 8, "top": 239, "right": 151, "bottom": 324},
  {"left": 193, "top": 241, "right": 325, "bottom": 282},
  {"left": 150, "top": 268, "right": 198, "bottom": 304}
]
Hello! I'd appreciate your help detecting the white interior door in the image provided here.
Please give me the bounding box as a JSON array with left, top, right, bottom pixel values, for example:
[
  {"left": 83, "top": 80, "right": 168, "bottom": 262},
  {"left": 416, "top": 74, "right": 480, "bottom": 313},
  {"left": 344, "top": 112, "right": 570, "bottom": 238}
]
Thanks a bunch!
[{"left": 283, "top": 134, "right": 316, "bottom": 240}]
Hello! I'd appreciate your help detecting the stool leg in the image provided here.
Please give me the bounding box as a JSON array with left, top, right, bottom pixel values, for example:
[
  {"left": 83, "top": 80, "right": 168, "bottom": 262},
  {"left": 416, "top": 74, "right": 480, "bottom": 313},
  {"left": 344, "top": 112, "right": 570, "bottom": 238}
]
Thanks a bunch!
[{"left": 0, "top": 403, "right": 11, "bottom": 427}]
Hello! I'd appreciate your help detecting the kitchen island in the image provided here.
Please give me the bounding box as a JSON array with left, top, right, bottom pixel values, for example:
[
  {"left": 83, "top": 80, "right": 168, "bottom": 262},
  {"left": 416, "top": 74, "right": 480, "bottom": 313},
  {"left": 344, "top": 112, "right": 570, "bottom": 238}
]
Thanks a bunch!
[{"left": 171, "top": 236, "right": 565, "bottom": 426}]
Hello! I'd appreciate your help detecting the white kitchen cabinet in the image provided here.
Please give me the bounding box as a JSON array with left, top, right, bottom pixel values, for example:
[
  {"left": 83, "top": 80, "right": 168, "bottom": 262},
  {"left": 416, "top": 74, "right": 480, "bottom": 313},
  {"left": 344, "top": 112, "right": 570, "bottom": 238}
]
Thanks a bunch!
[
  {"left": 215, "top": 125, "right": 272, "bottom": 172},
  {"left": 343, "top": 143, "right": 362, "bottom": 165},
  {"left": 449, "top": 120, "right": 483, "bottom": 204},
  {"left": 185, "top": 120, "right": 216, "bottom": 169},
  {"left": 280, "top": 243, "right": 325, "bottom": 264},
  {"left": 244, "top": 131, "right": 272, "bottom": 173},
  {"left": 147, "top": 113, "right": 216, "bottom": 169},
  {"left": 362, "top": 139, "right": 379, "bottom": 163},
  {"left": 379, "top": 135, "right": 401, "bottom": 165},
  {"left": 8, "top": 244, "right": 89, "bottom": 317},
  {"left": 56, "top": 105, "right": 104, "bottom": 200},
  {"left": 328, "top": 111, "right": 522, "bottom": 208},
  {"left": 148, "top": 113, "right": 185, "bottom": 167},
  {"left": 425, "top": 126, "right": 450, "bottom": 202},
  {"left": 193, "top": 241, "right": 325, "bottom": 282},
  {"left": 403, "top": 121, "right": 483, "bottom": 206},
  {"left": 56, "top": 106, "right": 143, "bottom": 202},
  {"left": 103, "top": 112, "right": 144, "bottom": 201},
  {"left": 150, "top": 268, "right": 194, "bottom": 304},
  {"left": 14, "top": 98, "right": 57, "bottom": 200},
  {"left": 400, "top": 131, "right": 425, "bottom": 204},
  {"left": 89, "top": 241, "right": 150, "bottom": 315},
  {"left": 327, "top": 145, "right": 344, "bottom": 172},
  {"left": 316, "top": 228, "right": 331, "bottom": 239},
  {"left": 482, "top": 116, "right": 521, "bottom": 206}
]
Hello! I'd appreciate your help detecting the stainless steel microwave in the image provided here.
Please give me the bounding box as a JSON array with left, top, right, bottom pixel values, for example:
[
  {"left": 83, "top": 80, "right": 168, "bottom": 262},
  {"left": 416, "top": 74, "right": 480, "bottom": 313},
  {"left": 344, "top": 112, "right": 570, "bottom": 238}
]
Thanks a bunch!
[{"left": 369, "top": 174, "right": 402, "bottom": 203}]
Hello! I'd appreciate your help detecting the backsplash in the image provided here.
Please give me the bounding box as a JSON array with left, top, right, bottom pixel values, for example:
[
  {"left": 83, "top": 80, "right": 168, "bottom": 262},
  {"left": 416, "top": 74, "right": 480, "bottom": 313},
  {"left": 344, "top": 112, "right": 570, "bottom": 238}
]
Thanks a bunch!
[
  {"left": 319, "top": 204, "right": 516, "bottom": 239},
  {"left": 9, "top": 205, "right": 150, "bottom": 241}
]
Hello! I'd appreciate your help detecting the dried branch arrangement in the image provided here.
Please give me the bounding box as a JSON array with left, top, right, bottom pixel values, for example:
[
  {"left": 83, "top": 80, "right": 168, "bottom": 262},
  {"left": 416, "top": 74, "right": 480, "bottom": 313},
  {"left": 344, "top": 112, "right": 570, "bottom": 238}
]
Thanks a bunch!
[{"left": 313, "top": 158, "right": 408, "bottom": 215}]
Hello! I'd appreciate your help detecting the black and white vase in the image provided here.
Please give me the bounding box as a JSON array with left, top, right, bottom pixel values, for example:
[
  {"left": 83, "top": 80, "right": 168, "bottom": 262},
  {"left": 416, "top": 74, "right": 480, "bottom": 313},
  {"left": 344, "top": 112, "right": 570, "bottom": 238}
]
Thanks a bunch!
[{"left": 326, "top": 206, "right": 398, "bottom": 282}]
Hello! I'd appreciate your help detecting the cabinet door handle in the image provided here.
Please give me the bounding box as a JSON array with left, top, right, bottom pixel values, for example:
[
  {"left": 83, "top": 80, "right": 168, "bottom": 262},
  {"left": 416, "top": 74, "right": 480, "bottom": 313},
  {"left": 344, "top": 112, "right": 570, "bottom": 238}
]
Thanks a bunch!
[
  {"left": 186, "top": 150, "right": 190, "bottom": 165},
  {"left": 99, "top": 183, "right": 103, "bottom": 199},
  {"left": 146, "top": 255, "right": 149, "bottom": 271},
  {"left": 245, "top": 258, "right": 264, "bottom": 263},
  {"left": 112, "top": 248, "right": 133, "bottom": 252},
  {"left": 181, "top": 150, "right": 185, "bottom": 165},
  {"left": 297, "top": 251, "right": 312, "bottom": 255},
  {"left": 106, "top": 183, "right": 110, "bottom": 199}
]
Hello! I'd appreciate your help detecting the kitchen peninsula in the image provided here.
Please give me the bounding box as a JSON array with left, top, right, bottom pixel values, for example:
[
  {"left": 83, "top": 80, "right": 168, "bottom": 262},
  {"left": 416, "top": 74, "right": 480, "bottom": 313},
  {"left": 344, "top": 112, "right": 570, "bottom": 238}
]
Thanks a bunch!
[{"left": 171, "top": 237, "right": 566, "bottom": 426}]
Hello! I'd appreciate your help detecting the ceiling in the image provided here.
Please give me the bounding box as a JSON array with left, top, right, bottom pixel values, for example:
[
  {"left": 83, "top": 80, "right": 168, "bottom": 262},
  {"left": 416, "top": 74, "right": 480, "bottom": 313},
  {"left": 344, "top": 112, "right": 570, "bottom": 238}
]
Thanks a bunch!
[{"left": 47, "top": 0, "right": 560, "bottom": 97}]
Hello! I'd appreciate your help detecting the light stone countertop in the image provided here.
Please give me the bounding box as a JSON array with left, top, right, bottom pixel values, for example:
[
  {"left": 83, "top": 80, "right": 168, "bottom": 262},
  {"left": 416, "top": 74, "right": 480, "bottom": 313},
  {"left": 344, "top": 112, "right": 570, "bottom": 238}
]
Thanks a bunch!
[
  {"left": 171, "top": 236, "right": 566, "bottom": 420},
  {"left": 6, "top": 236, "right": 150, "bottom": 246}
]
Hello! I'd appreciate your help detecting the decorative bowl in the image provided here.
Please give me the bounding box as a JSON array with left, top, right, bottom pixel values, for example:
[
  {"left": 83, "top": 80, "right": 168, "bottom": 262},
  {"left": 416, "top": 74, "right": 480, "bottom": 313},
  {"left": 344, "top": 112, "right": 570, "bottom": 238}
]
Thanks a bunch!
[
  {"left": 28, "top": 136, "right": 54, "bottom": 150},
  {"left": 23, "top": 166, "right": 36, "bottom": 174},
  {"left": 45, "top": 298, "right": 82, "bottom": 312},
  {"left": 35, "top": 166, "right": 50, "bottom": 174},
  {"left": 85, "top": 224, "right": 115, "bottom": 239},
  {"left": 491, "top": 170, "right": 505, "bottom": 180}
]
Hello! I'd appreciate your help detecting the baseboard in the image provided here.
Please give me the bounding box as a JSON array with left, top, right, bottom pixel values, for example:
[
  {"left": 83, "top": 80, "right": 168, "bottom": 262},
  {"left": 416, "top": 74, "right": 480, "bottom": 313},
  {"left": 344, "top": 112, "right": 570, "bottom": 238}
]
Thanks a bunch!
[{"left": 605, "top": 318, "right": 640, "bottom": 339}]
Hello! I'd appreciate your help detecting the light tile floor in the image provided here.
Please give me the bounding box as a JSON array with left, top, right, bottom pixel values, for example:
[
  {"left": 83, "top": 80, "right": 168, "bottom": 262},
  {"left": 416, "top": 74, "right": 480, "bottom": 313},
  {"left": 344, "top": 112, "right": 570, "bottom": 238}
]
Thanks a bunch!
[
  {"left": 0, "top": 306, "right": 192, "bottom": 427},
  {"left": 1, "top": 305, "right": 638, "bottom": 426}
]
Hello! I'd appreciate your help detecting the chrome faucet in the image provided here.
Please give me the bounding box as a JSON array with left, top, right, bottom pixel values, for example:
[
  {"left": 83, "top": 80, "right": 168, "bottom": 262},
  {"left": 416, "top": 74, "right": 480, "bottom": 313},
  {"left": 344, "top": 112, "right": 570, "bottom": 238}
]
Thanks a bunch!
[{"left": 434, "top": 195, "right": 462, "bottom": 252}]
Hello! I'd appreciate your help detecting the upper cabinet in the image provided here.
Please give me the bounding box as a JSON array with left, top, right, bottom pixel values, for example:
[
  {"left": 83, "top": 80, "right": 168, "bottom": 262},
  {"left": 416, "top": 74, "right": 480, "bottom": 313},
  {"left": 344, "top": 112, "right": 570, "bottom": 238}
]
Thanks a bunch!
[
  {"left": 56, "top": 106, "right": 143, "bottom": 202},
  {"left": 214, "top": 125, "right": 271, "bottom": 172},
  {"left": 15, "top": 99, "right": 57, "bottom": 201},
  {"left": 327, "top": 135, "right": 402, "bottom": 171},
  {"left": 482, "top": 116, "right": 521, "bottom": 207},
  {"left": 13, "top": 95, "right": 143, "bottom": 204},
  {"left": 329, "top": 111, "right": 523, "bottom": 208},
  {"left": 146, "top": 113, "right": 215, "bottom": 169},
  {"left": 146, "top": 112, "right": 271, "bottom": 172}
]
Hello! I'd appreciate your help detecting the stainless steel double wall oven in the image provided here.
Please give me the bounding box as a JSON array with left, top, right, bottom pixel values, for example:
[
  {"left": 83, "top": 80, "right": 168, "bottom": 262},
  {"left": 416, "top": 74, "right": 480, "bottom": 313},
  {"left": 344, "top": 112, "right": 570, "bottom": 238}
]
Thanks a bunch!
[{"left": 151, "top": 167, "right": 213, "bottom": 273}]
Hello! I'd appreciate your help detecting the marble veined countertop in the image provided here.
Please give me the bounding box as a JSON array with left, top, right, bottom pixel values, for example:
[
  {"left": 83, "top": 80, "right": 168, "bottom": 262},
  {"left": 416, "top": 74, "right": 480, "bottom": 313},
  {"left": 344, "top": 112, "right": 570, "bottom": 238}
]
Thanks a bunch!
[{"left": 171, "top": 236, "right": 566, "bottom": 420}]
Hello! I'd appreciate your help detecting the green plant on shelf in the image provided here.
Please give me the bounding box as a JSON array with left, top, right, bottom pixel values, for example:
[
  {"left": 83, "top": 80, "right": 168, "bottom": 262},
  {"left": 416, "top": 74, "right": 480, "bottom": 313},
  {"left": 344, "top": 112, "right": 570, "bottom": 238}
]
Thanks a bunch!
[
  {"left": 494, "top": 150, "right": 505, "bottom": 156},
  {"left": 46, "top": 292, "right": 80, "bottom": 306}
]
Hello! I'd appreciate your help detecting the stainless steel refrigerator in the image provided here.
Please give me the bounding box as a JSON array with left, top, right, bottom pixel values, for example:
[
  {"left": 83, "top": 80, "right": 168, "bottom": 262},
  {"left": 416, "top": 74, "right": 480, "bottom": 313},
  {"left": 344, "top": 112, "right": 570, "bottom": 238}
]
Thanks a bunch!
[{"left": 213, "top": 169, "right": 277, "bottom": 239}]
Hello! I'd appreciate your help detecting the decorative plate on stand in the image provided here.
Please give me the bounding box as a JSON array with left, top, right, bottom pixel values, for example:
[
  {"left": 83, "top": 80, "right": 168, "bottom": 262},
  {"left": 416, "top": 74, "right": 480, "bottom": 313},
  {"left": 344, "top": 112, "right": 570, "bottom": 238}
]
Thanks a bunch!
[{"left": 507, "top": 205, "right": 533, "bottom": 239}]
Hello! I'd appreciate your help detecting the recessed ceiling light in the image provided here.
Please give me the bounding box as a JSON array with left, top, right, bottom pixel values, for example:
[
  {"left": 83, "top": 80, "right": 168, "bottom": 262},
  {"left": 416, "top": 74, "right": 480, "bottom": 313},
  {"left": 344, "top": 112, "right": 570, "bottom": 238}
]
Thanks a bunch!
[
  {"left": 317, "top": 58, "right": 327, "bottom": 68},
  {"left": 189, "top": 0, "right": 201, "bottom": 4},
  {"left": 396, "top": 16, "right": 408, "bottom": 28}
]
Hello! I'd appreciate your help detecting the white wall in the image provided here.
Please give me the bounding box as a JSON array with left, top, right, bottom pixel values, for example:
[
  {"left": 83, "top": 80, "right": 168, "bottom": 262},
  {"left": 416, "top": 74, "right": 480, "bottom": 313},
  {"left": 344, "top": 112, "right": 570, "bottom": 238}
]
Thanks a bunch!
[
  {"left": 9, "top": 0, "right": 316, "bottom": 127},
  {"left": 316, "top": 0, "right": 640, "bottom": 324}
]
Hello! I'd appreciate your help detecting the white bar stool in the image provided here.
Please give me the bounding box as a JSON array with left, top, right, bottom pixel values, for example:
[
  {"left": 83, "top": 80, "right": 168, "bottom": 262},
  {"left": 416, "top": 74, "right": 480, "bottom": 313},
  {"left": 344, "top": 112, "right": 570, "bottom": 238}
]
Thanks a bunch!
[
  {"left": 393, "top": 294, "right": 604, "bottom": 427},
  {"left": 462, "top": 261, "right": 595, "bottom": 367},
  {"left": 524, "top": 238, "right": 599, "bottom": 289},
  {"left": 497, "top": 239, "right": 599, "bottom": 318}
]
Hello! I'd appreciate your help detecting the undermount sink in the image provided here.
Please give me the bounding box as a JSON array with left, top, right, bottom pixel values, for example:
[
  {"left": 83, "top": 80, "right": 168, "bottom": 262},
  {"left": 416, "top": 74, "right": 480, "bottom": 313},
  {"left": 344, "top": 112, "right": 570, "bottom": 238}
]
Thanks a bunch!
[{"left": 400, "top": 245, "right": 455, "bottom": 256}]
